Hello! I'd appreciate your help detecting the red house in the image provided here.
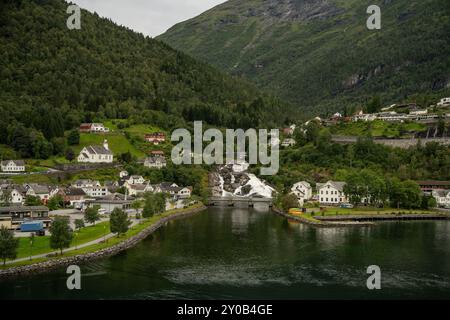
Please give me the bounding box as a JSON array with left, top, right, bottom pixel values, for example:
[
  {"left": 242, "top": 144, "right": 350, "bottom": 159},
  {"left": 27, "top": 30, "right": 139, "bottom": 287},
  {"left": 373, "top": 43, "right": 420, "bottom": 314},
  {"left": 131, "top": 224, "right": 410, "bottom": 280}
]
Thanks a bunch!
[
  {"left": 145, "top": 132, "right": 166, "bottom": 145},
  {"left": 150, "top": 150, "right": 165, "bottom": 157},
  {"left": 79, "top": 123, "right": 92, "bottom": 133}
]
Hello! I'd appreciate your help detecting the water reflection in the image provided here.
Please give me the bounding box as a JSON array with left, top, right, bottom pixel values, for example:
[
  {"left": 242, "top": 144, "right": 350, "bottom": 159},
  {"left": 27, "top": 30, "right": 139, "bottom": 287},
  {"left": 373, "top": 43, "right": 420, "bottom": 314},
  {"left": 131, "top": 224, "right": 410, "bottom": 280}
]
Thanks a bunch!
[{"left": 1, "top": 208, "right": 450, "bottom": 299}]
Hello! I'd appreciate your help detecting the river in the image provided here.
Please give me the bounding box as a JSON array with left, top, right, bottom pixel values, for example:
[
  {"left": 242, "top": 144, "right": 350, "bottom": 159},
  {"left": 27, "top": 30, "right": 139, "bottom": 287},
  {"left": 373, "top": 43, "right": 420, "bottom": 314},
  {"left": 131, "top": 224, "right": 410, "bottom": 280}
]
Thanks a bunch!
[{"left": 1, "top": 207, "right": 450, "bottom": 299}]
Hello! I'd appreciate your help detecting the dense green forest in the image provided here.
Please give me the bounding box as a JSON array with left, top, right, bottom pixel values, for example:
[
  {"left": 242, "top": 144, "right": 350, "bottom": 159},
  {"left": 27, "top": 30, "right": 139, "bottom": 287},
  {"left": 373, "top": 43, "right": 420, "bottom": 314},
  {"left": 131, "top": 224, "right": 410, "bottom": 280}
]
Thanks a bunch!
[
  {"left": 0, "top": 0, "right": 293, "bottom": 159},
  {"left": 159, "top": 0, "right": 450, "bottom": 116}
]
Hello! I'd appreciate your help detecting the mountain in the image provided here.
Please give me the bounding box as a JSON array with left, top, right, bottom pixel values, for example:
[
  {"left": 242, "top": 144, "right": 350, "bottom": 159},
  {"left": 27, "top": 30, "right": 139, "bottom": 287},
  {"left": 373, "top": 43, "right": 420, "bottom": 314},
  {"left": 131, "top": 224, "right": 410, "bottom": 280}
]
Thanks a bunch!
[
  {"left": 159, "top": 0, "right": 450, "bottom": 116},
  {"left": 0, "top": 0, "right": 292, "bottom": 158}
]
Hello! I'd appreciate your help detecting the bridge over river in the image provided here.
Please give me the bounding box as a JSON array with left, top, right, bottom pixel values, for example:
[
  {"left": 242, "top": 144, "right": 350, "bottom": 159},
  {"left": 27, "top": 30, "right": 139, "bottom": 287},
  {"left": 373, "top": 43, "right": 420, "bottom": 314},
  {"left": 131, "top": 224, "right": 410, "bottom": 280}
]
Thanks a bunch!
[{"left": 208, "top": 196, "right": 273, "bottom": 208}]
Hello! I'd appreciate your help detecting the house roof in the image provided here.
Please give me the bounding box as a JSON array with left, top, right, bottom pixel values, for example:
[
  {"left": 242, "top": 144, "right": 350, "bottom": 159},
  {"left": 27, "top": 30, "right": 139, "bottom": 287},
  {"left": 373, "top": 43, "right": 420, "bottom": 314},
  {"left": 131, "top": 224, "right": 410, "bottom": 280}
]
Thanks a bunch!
[
  {"left": 145, "top": 156, "right": 167, "bottom": 164},
  {"left": 64, "top": 187, "right": 86, "bottom": 196},
  {"left": 1, "top": 160, "right": 25, "bottom": 166},
  {"left": 159, "top": 182, "right": 178, "bottom": 189},
  {"left": 129, "top": 184, "right": 147, "bottom": 191},
  {"left": 85, "top": 145, "right": 113, "bottom": 155},
  {"left": 294, "top": 181, "right": 311, "bottom": 189},
  {"left": 0, "top": 206, "right": 49, "bottom": 214},
  {"left": 317, "top": 181, "right": 346, "bottom": 192},
  {"left": 432, "top": 190, "right": 450, "bottom": 197},
  {"left": 28, "top": 184, "right": 50, "bottom": 194}
]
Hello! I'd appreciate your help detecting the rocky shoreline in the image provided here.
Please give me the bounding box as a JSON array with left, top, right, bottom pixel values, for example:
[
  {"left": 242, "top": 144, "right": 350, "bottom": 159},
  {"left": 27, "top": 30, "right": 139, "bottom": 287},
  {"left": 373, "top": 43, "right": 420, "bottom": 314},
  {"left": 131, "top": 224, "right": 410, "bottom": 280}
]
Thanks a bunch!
[
  {"left": 272, "top": 207, "right": 374, "bottom": 227},
  {"left": 0, "top": 205, "right": 207, "bottom": 279},
  {"left": 272, "top": 207, "right": 450, "bottom": 227}
]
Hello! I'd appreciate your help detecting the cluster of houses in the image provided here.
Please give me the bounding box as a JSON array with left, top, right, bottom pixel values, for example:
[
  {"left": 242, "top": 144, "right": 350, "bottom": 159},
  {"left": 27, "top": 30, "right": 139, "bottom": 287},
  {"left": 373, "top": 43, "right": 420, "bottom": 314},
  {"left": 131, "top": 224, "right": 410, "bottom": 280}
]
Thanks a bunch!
[
  {"left": 79, "top": 123, "right": 110, "bottom": 133},
  {"left": 291, "top": 179, "right": 450, "bottom": 208},
  {"left": 291, "top": 181, "right": 349, "bottom": 207},
  {"left": 320, "top": 97, "right": 450, "bottom": 126},
  {"left": 0, "top": 171, "right": 193, "bottom": 230}
]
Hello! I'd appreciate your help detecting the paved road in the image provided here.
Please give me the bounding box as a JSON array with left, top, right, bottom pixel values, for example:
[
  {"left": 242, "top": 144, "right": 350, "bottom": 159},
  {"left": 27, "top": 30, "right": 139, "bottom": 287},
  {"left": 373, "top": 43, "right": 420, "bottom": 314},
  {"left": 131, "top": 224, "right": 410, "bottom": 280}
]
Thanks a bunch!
[{"left": 5, "top": 219, "right": 139, "bottom": 265}]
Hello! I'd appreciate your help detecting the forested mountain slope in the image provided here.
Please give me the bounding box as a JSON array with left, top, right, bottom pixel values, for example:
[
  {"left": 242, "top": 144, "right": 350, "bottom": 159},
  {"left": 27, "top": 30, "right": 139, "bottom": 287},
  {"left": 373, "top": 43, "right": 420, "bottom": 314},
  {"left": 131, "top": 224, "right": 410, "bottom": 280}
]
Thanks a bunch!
[
  {"left": 0, "top": 0, "right": 291, "bottom": 159},
  {"left": 159, "top": 0, "right": 450, "bottom": 115}
]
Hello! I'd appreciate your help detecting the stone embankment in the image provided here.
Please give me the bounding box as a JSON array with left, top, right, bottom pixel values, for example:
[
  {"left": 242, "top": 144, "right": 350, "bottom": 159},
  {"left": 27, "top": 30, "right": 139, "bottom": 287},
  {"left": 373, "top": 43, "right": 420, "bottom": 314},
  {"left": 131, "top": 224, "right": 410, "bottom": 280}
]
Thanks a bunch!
[
  {"left": 273, "top": 208, "right": 450, "bottom": 227},
  {"left": 0, "top": 205, "right": 206, "bottom": 279},
  {"left": 272, "top": 208, "right": 374, "bottom": 227}
]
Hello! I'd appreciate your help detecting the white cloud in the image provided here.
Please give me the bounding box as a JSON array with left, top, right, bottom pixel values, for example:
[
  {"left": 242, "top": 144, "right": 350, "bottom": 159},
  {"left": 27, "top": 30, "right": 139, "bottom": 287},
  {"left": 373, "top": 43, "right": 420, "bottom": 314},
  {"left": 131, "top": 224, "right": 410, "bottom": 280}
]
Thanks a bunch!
[{"left": 68, "top": 0, "right": 227, "bottom": 37}]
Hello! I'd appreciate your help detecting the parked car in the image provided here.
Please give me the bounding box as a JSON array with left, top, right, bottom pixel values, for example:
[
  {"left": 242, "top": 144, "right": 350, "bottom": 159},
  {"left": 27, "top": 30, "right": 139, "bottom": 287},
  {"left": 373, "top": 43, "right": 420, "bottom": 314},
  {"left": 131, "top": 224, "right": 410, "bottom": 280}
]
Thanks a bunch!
[{"left": 340, "top": 203, "right": 354, "bottom": 209}]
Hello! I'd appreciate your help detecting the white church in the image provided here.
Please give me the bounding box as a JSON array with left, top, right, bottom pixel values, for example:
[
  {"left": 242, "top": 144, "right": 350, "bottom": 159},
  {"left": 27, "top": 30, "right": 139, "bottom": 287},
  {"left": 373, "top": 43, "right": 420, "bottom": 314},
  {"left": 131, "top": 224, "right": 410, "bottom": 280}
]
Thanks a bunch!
[{"left": 78, "top": 140, "right": 114, "bottom": 163}]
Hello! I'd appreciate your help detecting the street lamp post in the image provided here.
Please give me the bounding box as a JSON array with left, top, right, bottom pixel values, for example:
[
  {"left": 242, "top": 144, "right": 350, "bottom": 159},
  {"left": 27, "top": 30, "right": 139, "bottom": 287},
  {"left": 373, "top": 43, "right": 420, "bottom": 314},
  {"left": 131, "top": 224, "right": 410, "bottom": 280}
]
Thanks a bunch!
[{"left": 29, "top": 233, "right": 35, "bottom": 261}]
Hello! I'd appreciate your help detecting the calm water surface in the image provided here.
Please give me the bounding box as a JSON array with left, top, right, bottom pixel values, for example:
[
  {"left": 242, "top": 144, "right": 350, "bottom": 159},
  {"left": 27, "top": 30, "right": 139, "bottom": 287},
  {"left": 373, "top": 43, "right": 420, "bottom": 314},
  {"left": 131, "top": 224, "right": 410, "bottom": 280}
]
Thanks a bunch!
[{"left": 1, "top": 207, "right": 450, "bottom": 299}]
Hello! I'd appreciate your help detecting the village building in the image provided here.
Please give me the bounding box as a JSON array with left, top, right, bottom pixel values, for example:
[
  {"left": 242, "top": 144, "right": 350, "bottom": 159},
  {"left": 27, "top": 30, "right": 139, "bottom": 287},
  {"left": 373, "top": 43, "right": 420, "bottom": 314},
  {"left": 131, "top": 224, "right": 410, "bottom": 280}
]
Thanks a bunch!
[
  {"left": 432, "top": 190, "right": 450, "bottom": 208},
  {"left": 79, "top": 123, "right": 110, "bottom": 133},
  {"left": 58, "top": 187, "right": 87, "bottom": 209},
  {"left": 416, "top": 180, "right": 450, "bottom": 194},
  {"left": 282, "top": 127, "right": 294, "bottom": 136},
  {"left": 85, "top": 193, "right": 133, "bottom": 214},
  {"left": 24, "top": 184, "right": 56, "bottom": 203},
  {"left": 291, "top": 181, "right": 313, "bottom": 206},
  {"left": 352, "top": 111, "right": 377, "bottom": 122},
  {"left": 1, "top": 160, "right": 25, "bottom": 173},
  {"left": 145, "top": 132, "right": 166, "bottom": 145},
  {"left": 72, "top": 180, "right": 110, "bottom": 198},
  {"left": 281, "top": 138, "right": 296, "bottom": 148},
  {"left": 126, "top": 183, "right": 153, "bottom": 197},
  {"left": 144, "top": 156, "right": 167, "bottom": 169},
  {"left": 0, "top": 185, "right": 25, "bottom": 204},
  {"left": 437, "top": 97, "right": 450, "bottom": 108},
  {"left": 317, "top": 181, "right": 348, "bottom": 206},
  {"left": 0, "top": 206, "right": 51, "bottom": 230},
  {"left": 77, "top": 140, "right": 113, "bottom": 163},
  {"left": 124, "top": 175, "right": 146, "bottom": 186},
  {"left": 150, "top": 150, "right": 165, "bottom": 157},
  {"left": 159, "top": 183, "right": 192, "bottom": 199}
]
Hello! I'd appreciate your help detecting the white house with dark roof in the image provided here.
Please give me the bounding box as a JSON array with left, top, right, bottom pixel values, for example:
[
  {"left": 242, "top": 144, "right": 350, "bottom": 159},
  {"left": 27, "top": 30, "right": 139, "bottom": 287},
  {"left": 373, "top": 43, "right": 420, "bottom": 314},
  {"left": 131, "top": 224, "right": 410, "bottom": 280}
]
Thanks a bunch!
[
  {"left": 0, "top": 185, "right": 25, "bottom": 204},
  {"left": 1, "top": 160, "right": 25, "bottom": 172},
  {"left": 144, "top": 156, "right": 167, "bottom": 169},
  {"left": 317, "top": 181, "right": 348, "bottom": 205},
  {"left": 432, "top": 190, "right": 450, "bottom": 208},
  {"left": 291, "top": 181, "right": 312, "bottom": 206},
  {"left": 78, "top": 140, "right": 113, "bottom": 163}
]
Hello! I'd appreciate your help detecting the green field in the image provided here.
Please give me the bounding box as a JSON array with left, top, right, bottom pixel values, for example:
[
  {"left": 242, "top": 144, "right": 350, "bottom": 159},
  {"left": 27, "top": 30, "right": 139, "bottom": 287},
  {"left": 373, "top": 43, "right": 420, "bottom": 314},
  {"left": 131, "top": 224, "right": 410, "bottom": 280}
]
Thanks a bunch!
[
  {"left": 304, "top": 207, "right": 434, "bottom": 217},
  {"left": 2, "top": 203, "right": 205, "bottom": 268},
  {"left": 14, "top": 221, "right": 110, "bottom": 260},
  {"left": 77, "top": 133, "right": 145, "bottom": 158}
]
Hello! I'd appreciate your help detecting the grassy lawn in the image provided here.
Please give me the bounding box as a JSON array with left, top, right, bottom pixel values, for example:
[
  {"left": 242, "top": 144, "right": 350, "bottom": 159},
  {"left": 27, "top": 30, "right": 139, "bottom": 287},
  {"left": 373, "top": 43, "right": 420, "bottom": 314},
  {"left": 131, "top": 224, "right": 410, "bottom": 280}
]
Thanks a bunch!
[
  {"left": 305, "top": 207, "right": 435, "bottom": 217},
  {"left": 2, "top": 203, "right": 205, "bottom": 269},
  {"left": 77, "top": 133, "right": 145, "bottom": 158},
  {"left": 14, "top": 221, "right": 110, "bottom": 260},
  {"left": 8, "top": 167, "right": 120, "bottom": 185}
]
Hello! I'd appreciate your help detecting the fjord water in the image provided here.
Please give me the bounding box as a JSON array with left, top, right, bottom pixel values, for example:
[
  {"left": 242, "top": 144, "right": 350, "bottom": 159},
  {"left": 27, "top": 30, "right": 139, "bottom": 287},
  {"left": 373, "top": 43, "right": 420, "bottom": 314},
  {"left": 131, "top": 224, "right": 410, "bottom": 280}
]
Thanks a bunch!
[{"left": 1, "top": 207, "right": 450, "bottom": 299}]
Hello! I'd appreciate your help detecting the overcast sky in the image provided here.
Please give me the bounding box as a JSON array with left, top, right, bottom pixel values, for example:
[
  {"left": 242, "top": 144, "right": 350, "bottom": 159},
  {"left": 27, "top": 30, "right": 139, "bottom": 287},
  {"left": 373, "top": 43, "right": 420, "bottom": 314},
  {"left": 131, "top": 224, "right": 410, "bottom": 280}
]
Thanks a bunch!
[{"left": 68, "top": 0, "right": 227, "bottom": 37}]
